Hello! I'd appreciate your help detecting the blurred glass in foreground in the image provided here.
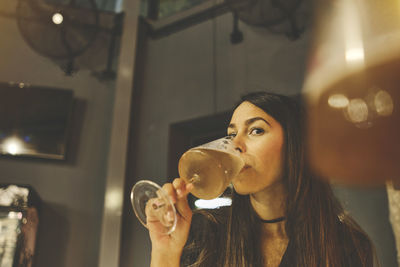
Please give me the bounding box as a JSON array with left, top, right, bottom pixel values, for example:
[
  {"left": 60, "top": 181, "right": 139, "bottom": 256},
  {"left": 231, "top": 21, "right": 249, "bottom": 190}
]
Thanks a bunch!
[{"left": 303, "top": 0, "right": 400, "bottom": 184}]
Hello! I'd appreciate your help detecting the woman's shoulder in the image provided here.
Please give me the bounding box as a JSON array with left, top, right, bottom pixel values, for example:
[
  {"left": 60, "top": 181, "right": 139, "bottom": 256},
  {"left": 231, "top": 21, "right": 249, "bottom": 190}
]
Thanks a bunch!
[
  {"left": 338, "top": 218, "right": 371, "bottom": 247},
  {"left": 185, "top": 207, "right": 229, "bottom": 245},
  {"left": 192, "top": 206, "right": 230, "bottom": 225},
  {"left": 189, "top": 207, "right": 230, "bottom": 239},
  {"left": 181, "top": 207, "right": 229, "bottom": 266},
  {"left": 338, "top": 218, "right": 374, "bottom": 266}
]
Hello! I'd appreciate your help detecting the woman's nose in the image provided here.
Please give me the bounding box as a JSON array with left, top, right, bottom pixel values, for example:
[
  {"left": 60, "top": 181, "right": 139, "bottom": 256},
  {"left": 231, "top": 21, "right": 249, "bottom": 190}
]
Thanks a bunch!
[{"left": 233, "top": 135, "right": 245, "bottom": 153}]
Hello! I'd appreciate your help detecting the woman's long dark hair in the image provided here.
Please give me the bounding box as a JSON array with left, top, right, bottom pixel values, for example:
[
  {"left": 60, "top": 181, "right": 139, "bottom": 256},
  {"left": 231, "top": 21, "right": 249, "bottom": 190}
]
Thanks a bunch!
[{"left": 181, "top": 92, "right": 375, "bottom": 267}]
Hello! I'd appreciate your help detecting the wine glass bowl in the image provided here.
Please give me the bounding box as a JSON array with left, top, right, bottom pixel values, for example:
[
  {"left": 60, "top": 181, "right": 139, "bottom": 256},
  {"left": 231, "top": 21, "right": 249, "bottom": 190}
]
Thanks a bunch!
[
  {"left": 303, "top": 0, "right": 400, "bottom": 184},
  {"left": 130, "top": 136, "right": 244, "bottom": 234},
  {"left": 178, "top": 136, "right": 244, "bottom": 199}
]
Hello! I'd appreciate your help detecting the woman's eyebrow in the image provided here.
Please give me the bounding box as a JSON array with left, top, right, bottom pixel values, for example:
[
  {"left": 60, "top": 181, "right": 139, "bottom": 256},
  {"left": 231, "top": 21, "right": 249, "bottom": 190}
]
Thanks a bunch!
[
  {"left": 245, "top": 117, "right": 271, "bottom": 127},
  {"left": 227, "top": 123, "right": 236, "bottom": 130},
  {"left": 228, "top": 117, "right": 271, "bottom": 129}
]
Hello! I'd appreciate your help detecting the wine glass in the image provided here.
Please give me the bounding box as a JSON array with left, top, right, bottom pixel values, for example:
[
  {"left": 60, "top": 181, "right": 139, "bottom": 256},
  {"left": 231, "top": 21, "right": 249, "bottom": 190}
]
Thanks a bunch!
[
  {"left": 303, "top": 0, "right": 400, "bottom": 184},
  {"left": 130, "top": 136, "right": 244, "bottom": 234}
]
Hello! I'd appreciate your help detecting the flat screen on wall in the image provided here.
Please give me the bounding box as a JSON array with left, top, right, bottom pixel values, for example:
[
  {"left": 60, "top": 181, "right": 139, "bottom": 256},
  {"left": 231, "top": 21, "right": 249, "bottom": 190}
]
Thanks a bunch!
[{"left": 0, "top": 82, "right": 74, "bottom": 160}]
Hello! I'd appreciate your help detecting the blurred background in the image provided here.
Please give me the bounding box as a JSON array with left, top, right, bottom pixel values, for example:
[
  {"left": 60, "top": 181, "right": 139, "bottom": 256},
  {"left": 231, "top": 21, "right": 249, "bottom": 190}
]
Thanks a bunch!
[{"left": 0, "top": 0, "right": 397, "bottom": 266}]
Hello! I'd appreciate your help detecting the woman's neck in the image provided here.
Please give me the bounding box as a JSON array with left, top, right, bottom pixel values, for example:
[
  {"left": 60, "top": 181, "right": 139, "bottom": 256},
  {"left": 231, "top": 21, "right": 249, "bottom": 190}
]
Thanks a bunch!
[
  {"left": 250, "top": 180, "right": 286, "bottom": 219},
  {"left": 249, "top": 181, "right": 287, "bottom": 237}
]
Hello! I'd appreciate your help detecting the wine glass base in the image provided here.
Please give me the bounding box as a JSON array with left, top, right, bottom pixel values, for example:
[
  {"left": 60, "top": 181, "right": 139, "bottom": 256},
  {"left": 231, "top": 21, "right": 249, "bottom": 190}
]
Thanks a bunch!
[{"left": 130, "top": 180, "right": 177, "bottom": 235}]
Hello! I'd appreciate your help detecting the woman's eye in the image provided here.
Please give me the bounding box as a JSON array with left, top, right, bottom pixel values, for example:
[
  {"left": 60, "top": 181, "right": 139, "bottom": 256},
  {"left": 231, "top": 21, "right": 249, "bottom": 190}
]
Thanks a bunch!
[
  {"left": 228, "top": 132, "right": 237, "bottom": 138},
  {"left": 249, "top": 128, "right": 264, "bottom": 135}
]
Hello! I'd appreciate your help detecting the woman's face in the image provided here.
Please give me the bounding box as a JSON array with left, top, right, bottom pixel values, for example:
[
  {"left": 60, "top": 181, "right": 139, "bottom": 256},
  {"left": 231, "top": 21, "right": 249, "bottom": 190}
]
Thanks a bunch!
[{"left": 227, "top": 101, "right": 285, "bottom": 195}]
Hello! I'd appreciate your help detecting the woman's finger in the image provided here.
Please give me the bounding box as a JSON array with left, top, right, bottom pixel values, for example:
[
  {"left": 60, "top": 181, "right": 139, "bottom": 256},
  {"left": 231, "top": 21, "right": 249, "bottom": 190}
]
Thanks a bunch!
[
  {"left": 172, "top": 178, "right": 194, "bottom": 198},
  {"left": 171, "top": 179, "right": 193, "bottom": 221},
  {"left": 172, "top": 178, "right": 186, "bottom": 198},
  {"left": 158, "top": 179, "right": 193, "bottom": 222},
  {"left": 161, "top": 183, "right": 177, "bottom": 203}
]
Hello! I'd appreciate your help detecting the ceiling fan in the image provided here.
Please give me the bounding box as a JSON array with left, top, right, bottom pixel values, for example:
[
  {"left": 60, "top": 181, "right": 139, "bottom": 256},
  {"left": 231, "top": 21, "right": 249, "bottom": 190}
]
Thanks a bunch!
[{"left": 16, "top": 0, "right": 100, "bottom": 75}]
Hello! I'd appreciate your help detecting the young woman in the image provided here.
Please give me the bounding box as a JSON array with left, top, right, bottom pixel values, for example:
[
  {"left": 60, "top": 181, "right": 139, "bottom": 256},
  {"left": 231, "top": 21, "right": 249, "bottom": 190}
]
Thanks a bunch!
[{"left": 149, "top": 92, "right": 375, "bottom": 267}]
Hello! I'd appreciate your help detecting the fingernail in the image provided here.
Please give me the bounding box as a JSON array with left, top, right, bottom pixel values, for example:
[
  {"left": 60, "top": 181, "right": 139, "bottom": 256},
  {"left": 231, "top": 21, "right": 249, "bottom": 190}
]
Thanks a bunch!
[{"left": 152, "top": 199, "right": 165, "bottom": 209}]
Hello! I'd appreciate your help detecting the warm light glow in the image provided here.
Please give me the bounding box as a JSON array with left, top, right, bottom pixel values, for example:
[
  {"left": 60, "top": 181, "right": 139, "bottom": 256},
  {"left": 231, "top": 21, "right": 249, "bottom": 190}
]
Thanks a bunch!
[
  {"left": 52, "top": 13, "right": 64, "bottom": 25},
  {"left": 105, "top": 188, "right": 123, "bottom": 212},
  {"left": 340, "top": 0, "right": 365, "bottom": 65},
  {"left": 346, "top": 98, "right": 369, "bottom": 123},
  {"left": 328, "top": 94, "right": 349, "bottom": 108},
  {"left": 194, "top": 197, "right": 232, "bottom": 209},
  {"left": 2, "top": 136, "right": 24, "bottom": 155},
  {"left": 345, "top": 48, "right": 365, "bottom": 63},
  {"left": 374, "top": 90, "right": 394, "bottom": 116},
  {"left": 8, "top": 211, "right": 23, "bottom": 220}
]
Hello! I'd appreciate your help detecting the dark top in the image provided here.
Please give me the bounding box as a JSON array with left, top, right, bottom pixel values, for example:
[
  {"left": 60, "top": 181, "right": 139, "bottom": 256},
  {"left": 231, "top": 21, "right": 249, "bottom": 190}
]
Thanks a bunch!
[{"left": 181, "top": 208, "right": 373, "bottom": 267}]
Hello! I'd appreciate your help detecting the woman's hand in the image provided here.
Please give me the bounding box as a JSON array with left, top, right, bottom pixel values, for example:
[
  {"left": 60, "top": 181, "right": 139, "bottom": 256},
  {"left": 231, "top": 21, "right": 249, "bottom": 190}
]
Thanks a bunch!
[{"left": 148, "top": 178, "right": 194, "bottom": 266}]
